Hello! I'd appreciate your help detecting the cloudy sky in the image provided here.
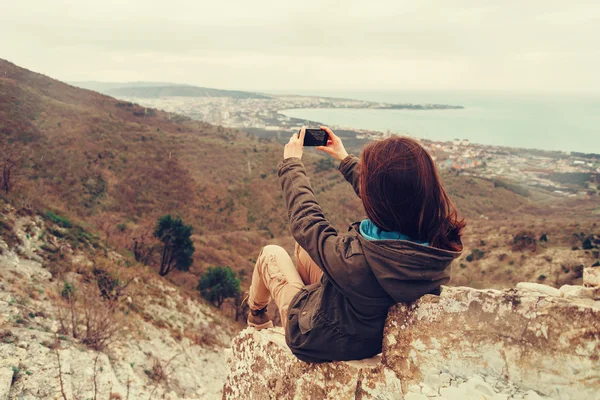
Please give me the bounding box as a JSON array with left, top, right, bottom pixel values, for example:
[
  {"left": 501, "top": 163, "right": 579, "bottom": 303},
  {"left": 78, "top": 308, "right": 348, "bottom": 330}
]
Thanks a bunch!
[{"left": 1, "top": 0, "right": 599, "bottom": 92}]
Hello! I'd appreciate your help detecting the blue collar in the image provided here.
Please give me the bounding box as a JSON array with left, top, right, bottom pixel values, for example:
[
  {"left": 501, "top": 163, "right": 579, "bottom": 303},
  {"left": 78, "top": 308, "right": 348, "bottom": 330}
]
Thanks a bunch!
[{"left": 359, "top": 219, "right": 429, "bottom": 246}]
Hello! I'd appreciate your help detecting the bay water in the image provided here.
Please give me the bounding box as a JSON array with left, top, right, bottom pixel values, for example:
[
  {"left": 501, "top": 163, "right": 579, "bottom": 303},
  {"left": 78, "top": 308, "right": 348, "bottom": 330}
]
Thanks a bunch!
[{"left": 279, "top": 90, "right": 600, "bottom": 153}]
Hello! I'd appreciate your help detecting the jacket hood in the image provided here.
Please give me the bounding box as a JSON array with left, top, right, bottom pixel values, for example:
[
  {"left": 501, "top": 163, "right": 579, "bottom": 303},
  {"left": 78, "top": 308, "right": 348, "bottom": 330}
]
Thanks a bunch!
[{"left": 351, "top": 224, "right": 462, "bottom": 303}]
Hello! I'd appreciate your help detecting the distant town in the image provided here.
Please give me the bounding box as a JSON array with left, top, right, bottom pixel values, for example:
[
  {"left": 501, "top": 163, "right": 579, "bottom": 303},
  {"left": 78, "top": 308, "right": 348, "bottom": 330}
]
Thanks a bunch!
[
  {"left": 416, "top": 137, "right": 599, "bottom": 197},
  {"left": 114, "top": 94, "right": 462, "bottom": 130},
  {"left": 114, "top": 94, "right": 599, "bottom": 198}
]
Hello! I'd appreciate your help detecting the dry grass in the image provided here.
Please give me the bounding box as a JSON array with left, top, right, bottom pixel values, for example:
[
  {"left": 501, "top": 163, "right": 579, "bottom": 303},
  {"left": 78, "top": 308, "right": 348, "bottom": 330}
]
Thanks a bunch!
[
  {"left": 450, "top": 213, "right": 598, "bottom": 289},
  {"left": 54, "top": 278, "right": 126, "bottom": 351}
]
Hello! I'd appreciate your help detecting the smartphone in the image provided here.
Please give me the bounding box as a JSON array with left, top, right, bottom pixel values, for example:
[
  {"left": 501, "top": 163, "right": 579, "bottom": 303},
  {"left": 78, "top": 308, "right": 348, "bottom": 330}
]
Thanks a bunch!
[{"left": 302, "top": 128, "right": 329, "bottom": 146}]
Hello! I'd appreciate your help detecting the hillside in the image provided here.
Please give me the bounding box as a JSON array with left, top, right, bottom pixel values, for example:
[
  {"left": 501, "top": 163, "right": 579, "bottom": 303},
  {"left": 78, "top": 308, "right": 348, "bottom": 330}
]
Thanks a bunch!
[
  {"left": 1, "top": 57, "right": 599, "bottom": 293},
  {"left": 0, "top": 199, "right": 235, "bottom": 399},
  {"left": 0, "top": 58, "right": 315, "bottom": 288}
]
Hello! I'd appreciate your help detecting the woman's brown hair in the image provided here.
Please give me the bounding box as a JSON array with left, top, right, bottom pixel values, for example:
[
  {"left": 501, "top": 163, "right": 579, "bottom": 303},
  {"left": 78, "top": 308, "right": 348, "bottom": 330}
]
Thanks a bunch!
[{"left": 360, "top": 137, "right": 465, "bottom": 251}]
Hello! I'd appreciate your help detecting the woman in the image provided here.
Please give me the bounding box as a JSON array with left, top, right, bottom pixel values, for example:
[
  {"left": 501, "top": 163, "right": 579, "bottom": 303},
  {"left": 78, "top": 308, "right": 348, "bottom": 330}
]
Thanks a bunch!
[{"left": 245, "top": 126, "right": 464, "bottom": 363}]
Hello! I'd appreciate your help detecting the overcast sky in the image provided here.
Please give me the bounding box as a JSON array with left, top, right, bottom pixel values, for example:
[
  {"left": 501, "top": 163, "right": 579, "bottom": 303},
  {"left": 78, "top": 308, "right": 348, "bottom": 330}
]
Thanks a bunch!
[{"left": 1, "top": 0, "right": 599, "bottom": 92}]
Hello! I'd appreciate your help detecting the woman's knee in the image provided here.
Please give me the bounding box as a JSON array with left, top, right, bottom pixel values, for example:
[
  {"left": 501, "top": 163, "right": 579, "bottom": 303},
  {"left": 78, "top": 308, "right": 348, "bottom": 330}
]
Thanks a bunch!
[{"left": 260, "top": 244, "right": 288, "bottom": 259}]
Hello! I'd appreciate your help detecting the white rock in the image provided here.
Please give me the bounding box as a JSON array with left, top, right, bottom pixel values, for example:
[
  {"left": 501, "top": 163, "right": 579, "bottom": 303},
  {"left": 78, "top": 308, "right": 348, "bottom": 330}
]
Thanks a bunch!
[
  {"left": 471, "top": 378, "right": 496, "bottom": 397},
  {"left": 583, "top": 267, "right": 600, "bottom": 287},
  {"left": 516, "top": 282, "right": 560, "bottom": 297},
  {"left": 523, "top": 390, "right": 545, "bottom": 399},
  {"left": 408, "top": 384, "right": 422, "bottom": 393},
  {"left": 484, "top": 375, "right": 498, "bottom": 387},
  {"left": 440, "top": 386, "right": 477, "bottom": 400},
  {"left": 0, "top": 226, "right": 234, "bottom": 400},
  {"left": 0, "top": 356, "right": 19, "bottom": 369},
  {"left": 0, "top": 367, "right": 13, "bottom": 400},
  {"left": 421, "top": 384, "right": 439, "bottom": 397},
  {"left": 559, "top": 285, "right": 600, "bottom": 299},
  {"left": 425, "top": 373, "right": 442, "bottom": 392},
  {"left": 405, "top": 393, "right": 429, "bottom": 400},
  {"left": 439, "top": 373, "right": 452, "bottom": 388}
]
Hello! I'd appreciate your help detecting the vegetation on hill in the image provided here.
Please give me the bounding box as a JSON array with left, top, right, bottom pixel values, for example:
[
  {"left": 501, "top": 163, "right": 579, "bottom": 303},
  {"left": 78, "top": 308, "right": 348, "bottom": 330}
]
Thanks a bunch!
[
  {"left": 1, "top": 57, "right": 598, "bottom": 303},
  {"left": 198, "top": 266, "right": 241, "bottom": 308},
  {"left": 154, "top": 215, "right": 195, "bottom": 276},
  {"left": 0, "top": 198, "right": 235, "bottom": 398},
  {"left": 0, "top": 58, "right": 362, "bottom": 291}
]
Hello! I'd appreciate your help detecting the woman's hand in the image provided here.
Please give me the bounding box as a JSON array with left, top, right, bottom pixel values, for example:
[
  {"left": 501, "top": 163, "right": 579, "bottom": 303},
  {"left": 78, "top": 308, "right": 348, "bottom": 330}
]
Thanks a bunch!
[
  {"left": 283, "top": 126, "right": 306, "bottom": 160},
  {"left": 316, "top": 126, "right": 349, "bottom": 161}
]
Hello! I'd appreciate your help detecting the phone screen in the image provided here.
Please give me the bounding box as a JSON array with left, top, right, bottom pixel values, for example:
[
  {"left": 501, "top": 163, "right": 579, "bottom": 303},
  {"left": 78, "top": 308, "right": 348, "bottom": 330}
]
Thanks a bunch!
[{"left": 303, "top": 129, "right": 328, "bottom": 146}]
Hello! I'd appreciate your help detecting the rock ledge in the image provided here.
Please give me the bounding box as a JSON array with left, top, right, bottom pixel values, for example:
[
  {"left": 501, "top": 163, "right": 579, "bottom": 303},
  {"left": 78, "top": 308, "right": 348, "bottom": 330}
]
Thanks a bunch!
[{"left": 223, "top": 284, "right": 600, "bottom": 400}]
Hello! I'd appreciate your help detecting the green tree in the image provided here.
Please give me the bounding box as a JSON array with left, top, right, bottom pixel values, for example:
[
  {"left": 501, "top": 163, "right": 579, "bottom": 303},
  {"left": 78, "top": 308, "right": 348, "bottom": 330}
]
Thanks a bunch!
[
  {"left": 153, "top": 215, "right": 195, "bottom": 276},
  {"left": 197, "top": 266, "right": 241, "bottom": 308}
]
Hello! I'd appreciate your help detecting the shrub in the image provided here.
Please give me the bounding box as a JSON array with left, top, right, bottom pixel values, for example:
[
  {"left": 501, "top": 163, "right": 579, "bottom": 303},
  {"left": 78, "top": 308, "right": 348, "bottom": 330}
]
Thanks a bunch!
[
  {"left": 61, "top": 282, "right": 75, "bottom": 299},
  {"left": 465, "top": 248, "right": 485, "bottom": 262},
  {"left": 582, "top": 235, "right": 599, "bottom": 250},
  {"left": 154, "top": 215, "right": 195, "bottom": 276},
  {"left": 11, "top": 366, "right": 21, "bottom": 384},
  {"left": 197, "top": 266, "right": 241, "bottom": 308},
  {"left": 93, "top": 268, "right": 130, "bottom": 302},
  {"left": 144, "top": 358, "right": 165, "bottom": 382},
  {"left": 55, "top": 281, "right": 124, "bottom": 351},
  {"left": 45, "top": 211, "right": 73, "bottom": 228},
  {"left": 512, "top": 231, "right": 537, "bottom": 252}
]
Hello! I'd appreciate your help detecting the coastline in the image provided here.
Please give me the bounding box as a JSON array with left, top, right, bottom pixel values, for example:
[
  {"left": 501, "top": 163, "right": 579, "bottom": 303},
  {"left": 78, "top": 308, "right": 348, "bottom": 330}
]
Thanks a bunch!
[
  {"left": 278, "top": 105, "right": 600, "bottom": 154},
  {"left": 110, "top": 88, "right": 600, "bottom": 154}
]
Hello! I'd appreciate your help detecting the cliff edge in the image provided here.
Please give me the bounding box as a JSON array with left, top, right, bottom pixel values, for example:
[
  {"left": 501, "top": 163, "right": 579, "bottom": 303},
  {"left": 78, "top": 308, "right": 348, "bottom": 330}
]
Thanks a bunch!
[{"left": 223, "top": 270, "right": 600, "bottom": 400}]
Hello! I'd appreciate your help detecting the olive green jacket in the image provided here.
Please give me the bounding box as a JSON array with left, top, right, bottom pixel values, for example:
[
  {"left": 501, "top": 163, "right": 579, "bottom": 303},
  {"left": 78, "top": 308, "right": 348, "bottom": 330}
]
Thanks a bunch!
[{"left": 278, "top": 155, "right": 462, "bottom": 363}]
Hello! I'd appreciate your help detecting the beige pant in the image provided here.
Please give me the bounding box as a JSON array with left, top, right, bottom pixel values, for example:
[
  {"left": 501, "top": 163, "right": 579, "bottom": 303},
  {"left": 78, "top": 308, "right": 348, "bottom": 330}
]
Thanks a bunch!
[{"left": 248, "top": 243, "right": 323, "bottom": 330}]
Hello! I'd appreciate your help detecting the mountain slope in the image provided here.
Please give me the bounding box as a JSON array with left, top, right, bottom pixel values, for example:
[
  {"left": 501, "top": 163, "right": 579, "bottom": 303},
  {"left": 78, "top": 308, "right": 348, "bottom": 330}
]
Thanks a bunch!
[
  {"left": 2, "top": 58, "right": 596, "bottom": 294},
  {"left": 0, "top": 58, "right": 365, "bottom": 286},
  {"left": 0, "top": 198, "right": 234, "bottom": 399}
]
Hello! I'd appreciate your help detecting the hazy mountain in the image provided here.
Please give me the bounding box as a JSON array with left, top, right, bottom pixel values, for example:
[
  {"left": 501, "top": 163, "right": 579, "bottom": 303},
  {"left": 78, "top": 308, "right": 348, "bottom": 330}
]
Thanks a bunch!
[
  {"left": 71, "top": 80, "right": 271, "bottom": 99},
  {"left": 70, "top": 80, "right": 178, "bottom": 92}
]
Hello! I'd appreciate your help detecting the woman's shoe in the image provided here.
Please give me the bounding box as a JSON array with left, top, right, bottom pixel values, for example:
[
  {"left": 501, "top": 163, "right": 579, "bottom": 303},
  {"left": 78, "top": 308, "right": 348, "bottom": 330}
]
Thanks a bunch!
[
  {"left": 247, "top": 307, "right": 274, "bottom": 330},
  {"left": 241, "top": 293, "right": 273, "bottom": 330}
]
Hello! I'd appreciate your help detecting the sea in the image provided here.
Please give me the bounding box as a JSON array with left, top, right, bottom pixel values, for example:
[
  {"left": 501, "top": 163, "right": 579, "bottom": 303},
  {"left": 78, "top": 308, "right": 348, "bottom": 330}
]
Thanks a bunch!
[{"left": 277, "top": 90, "right": 600, "bottom": 154}]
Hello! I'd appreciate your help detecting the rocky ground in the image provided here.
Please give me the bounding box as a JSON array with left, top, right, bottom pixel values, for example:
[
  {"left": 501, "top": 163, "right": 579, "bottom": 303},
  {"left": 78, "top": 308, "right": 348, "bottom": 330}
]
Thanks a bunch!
[
  {"left": 0, "top": 209, "right": 234, "bottom": 400},
  {"left": 2, "top": 203, "right": 599, "bottom": 400},
  {"left": 224, "top": 280, "right": 600, "bottom": 400}
]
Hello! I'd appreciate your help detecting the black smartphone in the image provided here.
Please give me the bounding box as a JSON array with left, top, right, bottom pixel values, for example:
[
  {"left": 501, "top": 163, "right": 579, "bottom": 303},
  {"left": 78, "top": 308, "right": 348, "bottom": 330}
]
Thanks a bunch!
[{"left": 302, "top": 128, "right": 329, "bottom": 146}]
